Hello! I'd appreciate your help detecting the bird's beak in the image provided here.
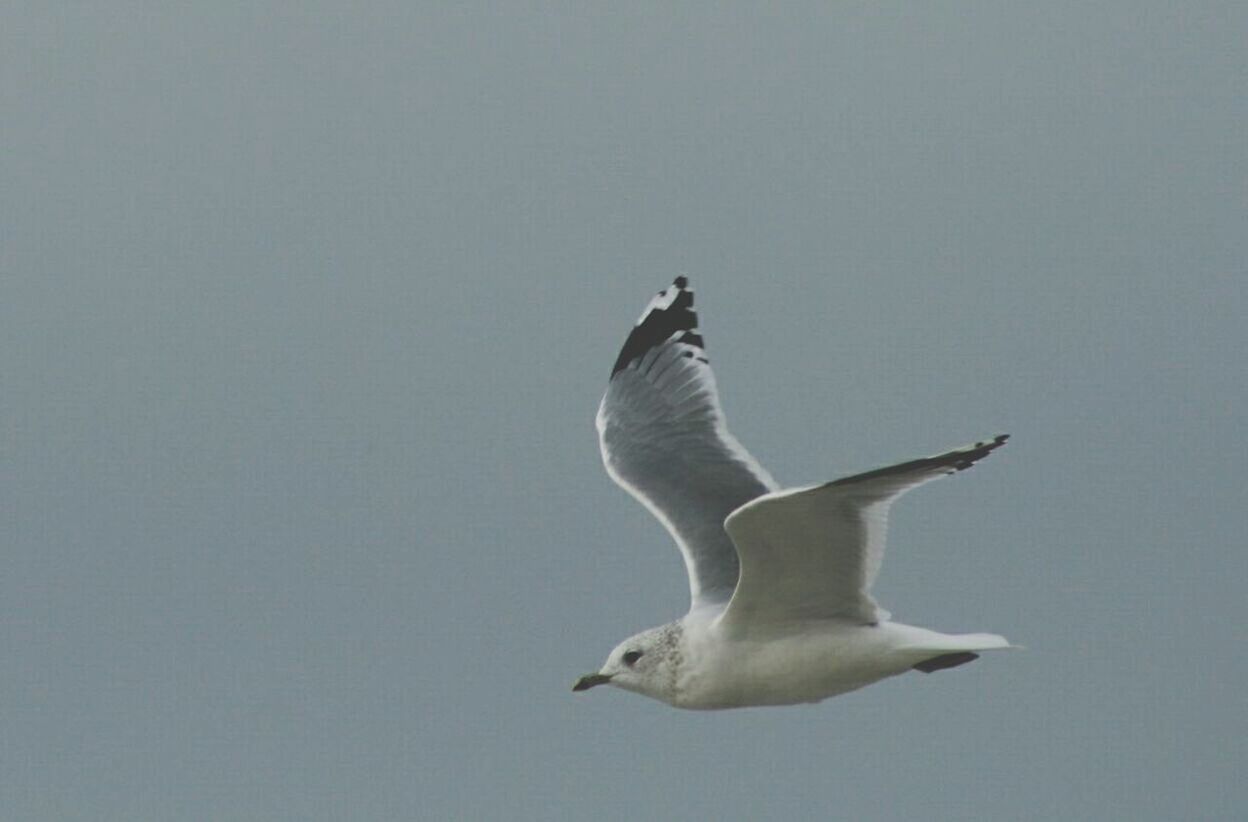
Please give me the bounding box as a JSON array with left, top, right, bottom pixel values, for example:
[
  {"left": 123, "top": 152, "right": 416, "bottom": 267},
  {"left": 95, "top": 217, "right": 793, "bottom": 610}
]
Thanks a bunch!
[{"left": 572, "top": 672, "right": 612, "bottom": 692}]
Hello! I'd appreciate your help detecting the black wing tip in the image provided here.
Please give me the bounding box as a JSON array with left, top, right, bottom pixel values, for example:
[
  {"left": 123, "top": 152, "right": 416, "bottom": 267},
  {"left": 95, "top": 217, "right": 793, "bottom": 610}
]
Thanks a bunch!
[
  {"left": 609, "top": 278, "right": 704, "bottom": 378},
  {"left": 948, "top": 434, "right": 1010, "bottom": 472},
  {"left": 824, "top": 433, "right": 1009, "bottom": 489}
]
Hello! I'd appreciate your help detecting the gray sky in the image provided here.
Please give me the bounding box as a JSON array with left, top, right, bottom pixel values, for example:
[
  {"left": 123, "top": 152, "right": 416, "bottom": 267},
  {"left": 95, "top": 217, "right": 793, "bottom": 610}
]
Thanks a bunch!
[{"left": 3, "top": 3, "right": 1245, "bottom": 820}]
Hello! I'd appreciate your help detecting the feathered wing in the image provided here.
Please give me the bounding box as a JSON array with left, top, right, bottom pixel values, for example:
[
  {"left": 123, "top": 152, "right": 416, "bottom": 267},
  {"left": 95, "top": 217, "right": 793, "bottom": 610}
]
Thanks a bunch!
[
  {"left": 597, "top": 277, "right": 778, "bottom": 610},
  {"left": 719, "top": 435, "right": 1009, "bottom": 633}
]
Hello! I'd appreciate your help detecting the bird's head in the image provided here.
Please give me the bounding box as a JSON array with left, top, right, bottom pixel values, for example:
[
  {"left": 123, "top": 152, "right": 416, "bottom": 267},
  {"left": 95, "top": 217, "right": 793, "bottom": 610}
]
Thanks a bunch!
[{"left": 572, "top": 625, "right": 681, "bottom": 703}]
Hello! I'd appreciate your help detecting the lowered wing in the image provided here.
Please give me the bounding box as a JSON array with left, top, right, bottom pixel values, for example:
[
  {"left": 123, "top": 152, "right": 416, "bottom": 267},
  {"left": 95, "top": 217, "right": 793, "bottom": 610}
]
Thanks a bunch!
[{"left": 720, "top": 435, "right": 1009, "bottom": 632}]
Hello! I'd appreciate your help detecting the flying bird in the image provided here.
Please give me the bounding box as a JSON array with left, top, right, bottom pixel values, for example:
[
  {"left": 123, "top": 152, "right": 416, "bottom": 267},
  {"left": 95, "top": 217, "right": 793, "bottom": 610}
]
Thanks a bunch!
[{"left": 573, "top": 277, "right": 1013, "bottom": 709}]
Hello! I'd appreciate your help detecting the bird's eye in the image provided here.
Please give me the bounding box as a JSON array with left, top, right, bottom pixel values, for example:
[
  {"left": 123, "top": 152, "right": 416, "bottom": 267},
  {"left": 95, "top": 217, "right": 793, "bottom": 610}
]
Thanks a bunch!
[{"left": 622, "top": 650, "right": 643, "bottom": 666}]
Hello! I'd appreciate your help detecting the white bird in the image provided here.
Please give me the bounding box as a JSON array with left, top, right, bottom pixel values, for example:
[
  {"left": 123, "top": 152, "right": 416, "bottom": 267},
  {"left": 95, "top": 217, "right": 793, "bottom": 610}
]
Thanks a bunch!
[{"left": 573, "top": 277, "right": 1014, "bottom": 709}]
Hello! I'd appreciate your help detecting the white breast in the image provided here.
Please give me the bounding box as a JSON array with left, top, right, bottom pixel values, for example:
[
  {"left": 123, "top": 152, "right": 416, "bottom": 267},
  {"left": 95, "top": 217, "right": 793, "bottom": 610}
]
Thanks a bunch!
[{"left": 674, "top": 621, "right": 919, "bottom": 709}]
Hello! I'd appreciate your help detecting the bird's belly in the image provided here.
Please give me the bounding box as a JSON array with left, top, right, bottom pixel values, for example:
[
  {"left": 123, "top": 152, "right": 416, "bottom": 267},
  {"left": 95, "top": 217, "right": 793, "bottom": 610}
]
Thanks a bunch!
[{"left": 678, "top": 625, "right": 911, "bottom": 709}]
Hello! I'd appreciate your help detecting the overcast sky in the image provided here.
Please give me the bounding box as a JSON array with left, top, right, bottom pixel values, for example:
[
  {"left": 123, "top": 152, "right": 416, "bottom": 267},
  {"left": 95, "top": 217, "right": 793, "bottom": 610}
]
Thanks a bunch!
[{"left": 3, "top": 3, "right": 1246, "bottom": 820}]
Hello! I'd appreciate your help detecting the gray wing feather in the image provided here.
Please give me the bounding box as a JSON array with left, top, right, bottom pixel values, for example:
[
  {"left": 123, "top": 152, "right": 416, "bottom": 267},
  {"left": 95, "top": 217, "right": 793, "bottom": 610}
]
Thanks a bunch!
[
  {"left": 720, "top": 436, "right": 1008, "bottom": 632},
  {"left": 598, "top": 279, "right": 777, "bottom": 610}
]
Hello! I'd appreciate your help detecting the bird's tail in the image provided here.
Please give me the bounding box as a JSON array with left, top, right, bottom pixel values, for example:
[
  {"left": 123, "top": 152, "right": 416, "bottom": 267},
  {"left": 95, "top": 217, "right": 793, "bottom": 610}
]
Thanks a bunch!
[
  {"left": 933, "top": 632, "right": 1013, "bottom": 652},
  {"left": 899, "top": 631, "right": 1015, "bottom": 674}
]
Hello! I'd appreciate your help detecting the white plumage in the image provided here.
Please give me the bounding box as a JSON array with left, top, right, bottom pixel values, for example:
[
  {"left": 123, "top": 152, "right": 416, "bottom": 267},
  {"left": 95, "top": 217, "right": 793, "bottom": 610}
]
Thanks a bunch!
[{"left": 575, "top": 277, "right": 1014, "bottom": 709}]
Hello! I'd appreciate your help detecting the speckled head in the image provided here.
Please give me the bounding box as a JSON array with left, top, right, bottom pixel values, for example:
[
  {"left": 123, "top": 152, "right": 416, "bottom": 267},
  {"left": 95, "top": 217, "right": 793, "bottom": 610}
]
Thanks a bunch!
[{"left": 572, "top": 623, "right": 684, "bottom": 704}]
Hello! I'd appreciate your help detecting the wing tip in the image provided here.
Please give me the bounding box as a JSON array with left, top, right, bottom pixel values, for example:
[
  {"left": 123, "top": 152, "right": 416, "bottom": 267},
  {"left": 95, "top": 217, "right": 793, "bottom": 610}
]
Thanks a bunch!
[
  {"left": 950, "top": 433, "right": 1009, "bottom": 472},
  {"left": 609, "top": 277, "right": 703, "bottom": 378},
  {"left": 821, "top": 433, "right": 1010, "bottom": 490}
]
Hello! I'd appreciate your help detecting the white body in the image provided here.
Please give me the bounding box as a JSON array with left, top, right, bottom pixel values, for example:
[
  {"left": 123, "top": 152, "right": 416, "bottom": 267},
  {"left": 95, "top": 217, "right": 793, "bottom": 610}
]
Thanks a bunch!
[{"left": 671, "top": 616, "right": 1010, "bottom": 709}]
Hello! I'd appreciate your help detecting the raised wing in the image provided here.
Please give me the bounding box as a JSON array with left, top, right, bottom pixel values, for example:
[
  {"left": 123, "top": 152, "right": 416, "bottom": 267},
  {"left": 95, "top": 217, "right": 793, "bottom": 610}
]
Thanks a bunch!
[
  {"left": 719, "top": 435, "right": 1009, "bottom": 633},
  {"left": 597, "top": 277, "right": 778, "bottom": 611}
]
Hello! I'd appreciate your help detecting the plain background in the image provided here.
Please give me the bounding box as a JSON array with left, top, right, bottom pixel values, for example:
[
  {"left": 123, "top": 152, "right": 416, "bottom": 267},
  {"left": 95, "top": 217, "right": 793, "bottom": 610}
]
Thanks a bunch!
[{"left": 3, "top": 3, "right": 1245, "bottom": 820}]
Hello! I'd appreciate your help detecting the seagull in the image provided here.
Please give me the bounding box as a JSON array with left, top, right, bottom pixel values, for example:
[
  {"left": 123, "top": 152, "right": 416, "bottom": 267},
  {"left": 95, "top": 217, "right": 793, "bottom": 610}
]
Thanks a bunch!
[{"left": 573, "top": 277, "right": 1014, "bottom": 709}]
